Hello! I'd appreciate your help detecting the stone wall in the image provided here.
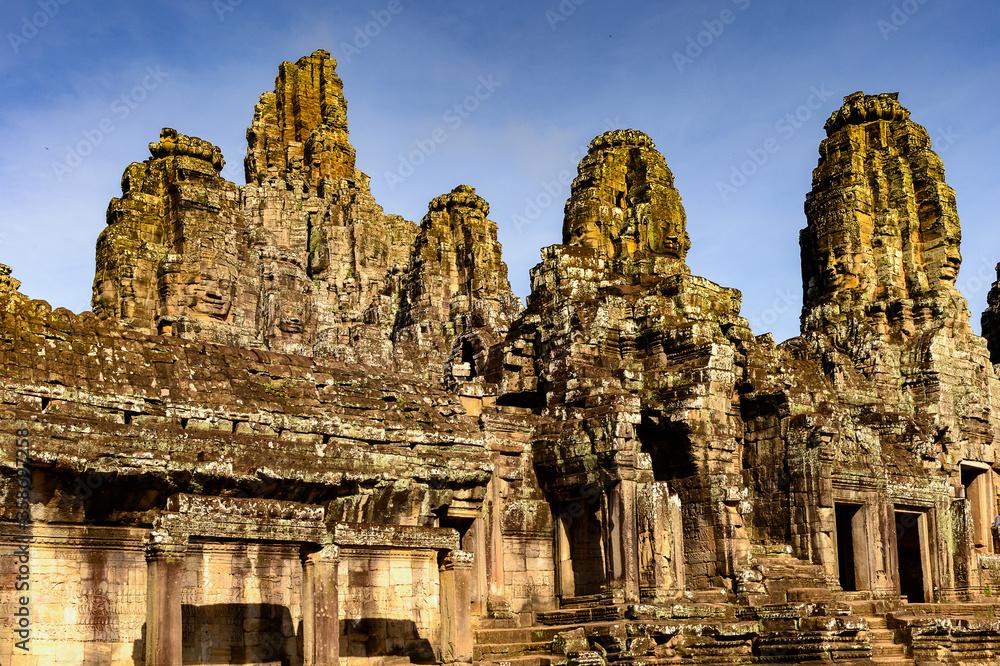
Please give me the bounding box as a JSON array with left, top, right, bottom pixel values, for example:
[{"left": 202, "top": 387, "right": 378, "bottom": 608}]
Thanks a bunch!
[{"left": 4, "top": 53, "right": 1000, "bottom": 665}]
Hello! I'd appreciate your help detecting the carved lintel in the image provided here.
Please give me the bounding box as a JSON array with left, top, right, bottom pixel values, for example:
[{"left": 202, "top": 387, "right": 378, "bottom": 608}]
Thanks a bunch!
[
  {"left": 303, "top": 543, "right": 340, "bottom": 566},
  {"left": 143, "top": 529, "right": 189, "bottom": 560},
  {"left": 442, "top": 549, "right": 475, "bottom": 571}
]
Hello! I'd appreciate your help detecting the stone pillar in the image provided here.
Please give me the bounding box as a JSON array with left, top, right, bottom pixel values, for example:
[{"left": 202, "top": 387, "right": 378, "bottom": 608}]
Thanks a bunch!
[
  {"left": 468, "top": 517, "right": 488, "bottom": 617},
  {"left": 144, "top": 530, "right": 188, "bottom": 666},
  {"left": 485, "top": 475, "right": 507, "bottom": 609},
  {"left": 609, "top": 478, "right": 640, "bottom": 604},
  {"left": 439, "top": 550, "right": 474, "bottom": 665},
  {"left": 302, "top": 544, "right": 340, "bottom": 666}
]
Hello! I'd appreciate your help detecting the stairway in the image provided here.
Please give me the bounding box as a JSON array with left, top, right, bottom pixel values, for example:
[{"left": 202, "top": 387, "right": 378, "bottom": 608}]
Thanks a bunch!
[
  {"left": 749, "top": 546, "right": 833, "bottom": 604},
  {"left": 473, "top": 624, "right": 563, "bottom": 666},
  {"left": 865, "top": 614, "right": 911, "bottom": 665}
]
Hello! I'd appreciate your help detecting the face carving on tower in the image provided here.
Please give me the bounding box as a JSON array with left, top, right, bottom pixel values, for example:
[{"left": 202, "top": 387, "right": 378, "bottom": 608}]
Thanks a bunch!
[
  {"left": 563, "top": 130, "right": 690, "bottom": 271},
  {"left": 93, "top": 278, "right": 121, "bottom": 319},
  {"left": 819, "top": 248, "right": 863, "bottom": 293},
  {"left": 801, "top": 91, "right": 967, "bottom": 334},
  {"left": 921, "top": 208, "right": 962, "bottom": 288},
  {"left": 646, "top": 206, "right": 690, "bottom": 260},
  {"left": 193, "top": 265, "right": 235, "bottom": 321}
]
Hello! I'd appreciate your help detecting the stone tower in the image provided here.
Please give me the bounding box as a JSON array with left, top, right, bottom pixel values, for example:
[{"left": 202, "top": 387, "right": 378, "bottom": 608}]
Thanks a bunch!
[
  {"left": 800, "top": 91, "right": 966, "bottom": 341},
  {"left": 563, "top": 129, "right": 691, "bottom": 275}
]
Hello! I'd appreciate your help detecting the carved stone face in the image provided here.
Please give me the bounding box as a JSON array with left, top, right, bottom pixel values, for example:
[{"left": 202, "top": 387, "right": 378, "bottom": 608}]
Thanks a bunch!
[
  {"left": 645, "top": 198, "right": 689, "bottom": 261},
  {"left": 263, "top": 270, "right": 312, "bottom": 342},
  {"left": 278, "top": 313, "right": 304, "bottom": 334},
  {"left": 193, "top": 265, "right": 234, "bottom": 321},
  {"left": 820, "top": 249, "right": 862, "bottom": 292},
  {"left": 940, "top": 248, "right": 961, "bottom": 286},
  {"left": 934, "top": 215, "right": 962, "bottom": 288},
  {"left": 648, "top": 219, "right": 689, "bottom": 260},
  {"left": 93, "top": 278, "right": 119, "bottom": 318},
  {"left": 573, "top": 223, "right": 604, "bottom": 250}
]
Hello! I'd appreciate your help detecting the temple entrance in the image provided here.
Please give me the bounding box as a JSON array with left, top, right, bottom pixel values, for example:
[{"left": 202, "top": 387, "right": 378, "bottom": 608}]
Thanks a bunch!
[
  {"left": 556, "top": 502, "right": 607, "bottom": 599},
  {"left": 961, "top": 463, "right": 991, "bottom": 553},
  {"left": 834, "top": 503, "right": 867, "bottom": 591},
  {"left": 894, "top": 510, "right": 927, "bottom": 603}
]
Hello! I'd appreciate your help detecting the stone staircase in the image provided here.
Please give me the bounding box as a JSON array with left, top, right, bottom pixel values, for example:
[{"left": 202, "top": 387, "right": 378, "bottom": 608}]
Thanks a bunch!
[
  {"left": 471, "top": 546, "right": 1000, "bottom": 666},
  {"left": 864, "top": 613, "right": 911, "bottom": 665},
  {"left": 473, "top": 621, "right": 562, "bottom": 666},
  {"left": 473, "top": 565, "right": 1000, "bottom": 666},
  {"left": 747, "top": 546, "right": 833, "bottom": 604}
]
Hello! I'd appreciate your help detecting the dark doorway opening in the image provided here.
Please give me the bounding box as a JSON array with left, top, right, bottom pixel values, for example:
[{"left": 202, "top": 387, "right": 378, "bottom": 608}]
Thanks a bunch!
[
  {"left": 835, "top": 504, "right": 861, "bottom": 591},
  {"left": 556, "top": 500, "right": 608, "bottom": 599},
  {"left": 569, "top": 503, "right": 607, "bottom": 597},
  {"left": 895, "top": 511, "right": 925, "bottom": 603}
]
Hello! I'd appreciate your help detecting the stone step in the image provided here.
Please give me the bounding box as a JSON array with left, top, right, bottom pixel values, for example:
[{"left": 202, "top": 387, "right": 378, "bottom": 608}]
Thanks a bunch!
[
  {"left": 474, "top": 656, "right": 558, "bottom": 666},
  {"left": 750, "top": 544, "right": 793, "bottom": 557},
  {"left": 536, "top": 605, "right": 626, "bottom": 625},
  {"left": 686, "top": 587, "right": 730, "bottom": 603},
  {"left": 865, "top": 616, "right": 889, "bottom": 630},
  {"left": 474, "top": 641, "right": 554, "bottom": 660},
  {"left": 785, "top": 587, "right": 834, "bottom": 602},
  {"left": 902, "top": 602, "right": 1000, "bottom": 616},
  {"left": 755, "top": 561, "right": 827, "bottom": 578},
  {"left": 475, "top": 617, "right": 521, "bottom": 630},
  {"left": 475, "top": 626, "right": 567, "bottom": 645}
]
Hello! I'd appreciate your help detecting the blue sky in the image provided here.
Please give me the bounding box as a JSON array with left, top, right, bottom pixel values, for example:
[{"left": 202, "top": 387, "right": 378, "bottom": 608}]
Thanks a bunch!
[{"left": 0, "top": 0, "right": 997, "bottom": 343}]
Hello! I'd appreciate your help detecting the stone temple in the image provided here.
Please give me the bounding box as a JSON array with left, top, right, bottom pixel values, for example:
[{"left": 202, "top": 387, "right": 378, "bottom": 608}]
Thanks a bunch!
[{"left": 4, "top": 51, "right": 1000, "bottom": 665}]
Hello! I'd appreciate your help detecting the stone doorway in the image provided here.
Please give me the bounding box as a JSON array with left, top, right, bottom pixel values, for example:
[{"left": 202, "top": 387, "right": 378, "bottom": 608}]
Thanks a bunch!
[
  {"left": 894, "top": 510, "right": 928, "bottom": 603},
  {"left": 556, "top": 503, "right": 608, "bottom": 599},
  {"left": 834, "top": 503, "right": 868, "bottom": 592},
  {"left": 961, "top": 463, "right": 992, "bottom": 553}
]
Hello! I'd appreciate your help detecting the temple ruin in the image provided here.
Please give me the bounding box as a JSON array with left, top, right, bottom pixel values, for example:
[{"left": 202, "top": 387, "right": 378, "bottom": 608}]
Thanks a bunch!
[{"left": 4, "top": 51, "right": 1000, "bottom": 665}]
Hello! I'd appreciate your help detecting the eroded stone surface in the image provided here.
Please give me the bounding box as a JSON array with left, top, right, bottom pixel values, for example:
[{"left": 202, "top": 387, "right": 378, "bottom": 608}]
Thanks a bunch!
[
  {"left": 563, "top": 129, "right": 691, "bottom": 274},
  {"left": 5, "top": 70, "right": 1000, "bottom": 666},
  {"left": 801, "top": 91, "right": 965, "bottom": 341}
]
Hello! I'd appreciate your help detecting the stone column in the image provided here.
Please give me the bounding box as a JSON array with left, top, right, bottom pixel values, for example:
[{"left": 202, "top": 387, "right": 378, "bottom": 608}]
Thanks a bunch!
[
  {"left": 608, "top": 478, "right": 640, "bottom": 604},
  {"left": 302, "top": 544, "right": 340, "bottom": 666},
  {"left": 439, "top": 550, "right": 474, "bottom": 665},
  {"left": 484, "top": 475, "right": 507, "bottom": 610},
  {"left": 144, "top": 530, "right": 188, "bottom": 666}
]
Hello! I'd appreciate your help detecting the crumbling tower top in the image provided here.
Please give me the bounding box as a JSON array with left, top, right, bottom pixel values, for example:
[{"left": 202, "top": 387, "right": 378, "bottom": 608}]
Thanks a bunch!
[
  {"left": 562, "top": 129, "right": 690, "bottom": 274},
  {"left": 800, "top": 91, "right": 965, "bottom": 339},
  {"left": 244, "top": 49, "right": 356, "bottom": 189}
]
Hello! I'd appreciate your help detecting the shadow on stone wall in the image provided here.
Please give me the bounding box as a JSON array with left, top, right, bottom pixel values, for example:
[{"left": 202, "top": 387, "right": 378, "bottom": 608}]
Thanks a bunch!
[
  {"left": 340, "top": 618, "right": 435, "bottom": 663},
  {"left": 133, "top": 603, "right": 301, "bottom": 665}
]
